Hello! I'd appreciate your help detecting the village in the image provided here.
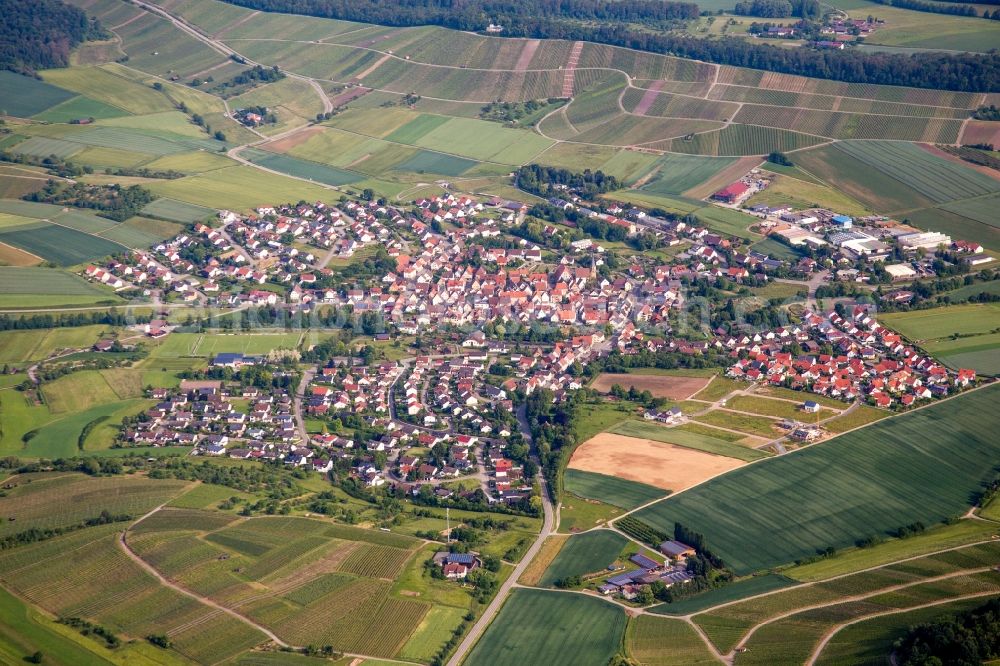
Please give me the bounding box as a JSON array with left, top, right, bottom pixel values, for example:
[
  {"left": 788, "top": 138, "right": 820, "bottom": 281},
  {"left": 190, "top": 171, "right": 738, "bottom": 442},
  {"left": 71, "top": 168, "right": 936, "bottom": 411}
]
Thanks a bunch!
[{"left": 93, "top": 169, "right": 992, "bottom": 508}]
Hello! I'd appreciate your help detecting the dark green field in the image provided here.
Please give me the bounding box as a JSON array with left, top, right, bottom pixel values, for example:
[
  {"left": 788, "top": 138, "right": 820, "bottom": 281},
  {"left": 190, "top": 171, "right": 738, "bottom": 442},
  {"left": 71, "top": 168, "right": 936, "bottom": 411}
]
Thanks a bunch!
[
  {"left": 0, "top": 222, "right": 126, "bottom": 266},
  {"left": 564, "top": 469, "right": 667, "bottom": 510},
  {"left": 539, "top": 529, "right": 629, "bottom": 586},
  {"left": 634, "top": 385, "right": 1000, "bottom": 574},
  {"left": 649, "top": 574, "right": 797, "bottom": 615},
  {"left": 243, "top": 148, "right": 362, "bottom": 186},
  {"left": 0, "top": 71, "right": 76, "bottom": 118},
  {"left": 395, "top": 150, "right": 477, "bottom": 176},
  {"left": 465, "top": 588, "right": 626, "bottom": 666}
]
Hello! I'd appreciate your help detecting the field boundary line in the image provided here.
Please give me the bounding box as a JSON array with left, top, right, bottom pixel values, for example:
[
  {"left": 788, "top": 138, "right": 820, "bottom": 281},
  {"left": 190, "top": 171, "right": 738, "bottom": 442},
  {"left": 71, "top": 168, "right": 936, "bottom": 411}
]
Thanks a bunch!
[
  {"left": 726, "top": 565, "right": 997, "bottom": 655},
  {"left": 122, "top": 504, "right": 427, "bottom": 665},
  {"left": 681, "top": 536, "right": 1000, "bottom": 623},
  {"left": 806, "top": 590, "right": 1000, "bottom": 665}
]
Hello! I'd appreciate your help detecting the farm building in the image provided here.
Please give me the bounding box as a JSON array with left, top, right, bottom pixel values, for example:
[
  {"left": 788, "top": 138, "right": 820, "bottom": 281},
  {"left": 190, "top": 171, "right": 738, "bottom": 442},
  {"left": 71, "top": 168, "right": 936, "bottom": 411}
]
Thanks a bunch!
[
  {"left": 711, "top": 182, "right": 751, "bottom": 205},
  {"left": 630, "top": 553, "right": 662, "bottom": 570},
  {"left": 658, "top": 540, "right": 696, "bottom": 560}
]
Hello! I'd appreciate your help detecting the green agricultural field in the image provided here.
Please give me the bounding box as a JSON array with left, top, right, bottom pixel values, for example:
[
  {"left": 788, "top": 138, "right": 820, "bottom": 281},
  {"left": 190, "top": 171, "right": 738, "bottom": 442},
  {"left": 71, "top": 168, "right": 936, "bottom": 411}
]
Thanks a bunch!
[
  {"left": 241, "top": 148, "right": 363, "bottom": 187},
  {"left": 650, "top": 574, "right": 798, "bottom": 616},
  {"left": 98, "top": 216, "right": 183, "bottom": 248},
  {"left": 785, "top": 519, "right": 1000, "bottom": 582},
  {"left": 747, "top": 174, "right": 875, "bottom": 219},
  {"left": 0, "top": 474, "right": 188, "bottom": 536},
  {"left": 0, "top": 222, "right": 125, "bottom": 267},
  {"left": 0, "top": 71, "right": 76, "bottom": 118},
  {"left": 564, "top": 468, "right": 667, "bottom": 509},
  {"left": 638, "top": 154, "right": 737, "bottom": 196},
  {"left": 611, "top": 419, "right": 770, "bottom": 462},
  {"left": 634, "top": 385, "right": 1000, "bottom": 574},
  {"left": 32, "top": 94, "right": 129, "bottom": 124},
  {"left": 44, "top": 65, "right": 174, "bottom": 113},
  {"left": 30, "top": 398, "right": 150, "bottom": 458},
  {"left": 823, "top": 404, "right": 889, "bottom": 434},
  {"left": 405, "top": 116, "right": 554, "bottom": 164},
  {"left": 42, "top": 370, "right": 120, "bottom": 414},
  {"left": 394, "top": 150, "right": 478, "bottom": 177},
  {"left": 0, "top": 584, "right": 171, "bottom": 666},
  {"left": 539, "top": 529, "right": 630, "bottom": 586},
  {"left": 465, "top": 588, "right": 627, "bottom": 666},
  {"left": 813, "top": 596, "right": 988, "bottom": 665},
  {"left": 626, "top": 615, "right": 721, "bottom": 665},
  {"left": 692, "top": 377, "right": 745, "bottom": 401},
  {"left": 0, "top": 267, "right": 120, "bottom": 309},
  {"left": 880, "top": 303, "right": 1000, "bottom": 341},
  {"left": 939, "top": 193, "right": 1000, "bottom": 230},
  {"left": 833, "top": 141, "right": 999, "bottom": 204},
  {"left": 0, "top": 525, "right": 267, "bottom": 665},
  {"left": 141, "top": 198, "right": 216, "bottom": 223},
  {"left": 147, "top": 166, "right": 336, "bottom": 211}
]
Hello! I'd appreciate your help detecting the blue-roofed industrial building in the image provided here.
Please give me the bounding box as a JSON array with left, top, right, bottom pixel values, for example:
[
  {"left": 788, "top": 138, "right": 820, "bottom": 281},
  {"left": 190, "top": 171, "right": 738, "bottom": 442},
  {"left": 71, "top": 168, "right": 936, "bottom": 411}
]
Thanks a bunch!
[
  {"left": 832, "top": 215, "right": 853, "bottom": 229},
  {"left": 630, "top": 553, "right": 661, "bottom": 570}
]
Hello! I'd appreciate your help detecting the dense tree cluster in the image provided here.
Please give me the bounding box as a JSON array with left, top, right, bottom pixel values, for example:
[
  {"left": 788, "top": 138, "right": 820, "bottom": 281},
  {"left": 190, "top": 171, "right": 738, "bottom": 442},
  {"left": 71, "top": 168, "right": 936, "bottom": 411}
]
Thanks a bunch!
[
  {"left": 734, "top": 0, "right": 820, "bottom": 18},
  {"left": 767, "top": 150, "right": 794, "bottom": 166},
  {"left": 221, "top": 0, "right": 699, "bottom": 28},
  {"left": 202, "top": 64, "right": 285, "bottom": 96},
  {"left": 0, "top": 0, "right": 107, "bottom": 74},
  {"left": 479, "top": 98, "right": 557, "bottom": 124},
  {"left": 868, "top": 0, "right": 981, "bottom": 18},
  {"left": 896, "top": 598, "right": 1000, "bottom": 665},
  {"left": 972, "top": 104, "right": 1000, "bottom": 120},
  {"left": 0, "top": 310, "right": 148, "bottom": 332},
  {"left": 516, "top": 164, "right": 620, "bottom": 198},
  {"left": 220, "top": 0, "right": 1000, "bottom": 91},
  {"left": 25, "top": 181, "right": 157, "bottom": 222}
]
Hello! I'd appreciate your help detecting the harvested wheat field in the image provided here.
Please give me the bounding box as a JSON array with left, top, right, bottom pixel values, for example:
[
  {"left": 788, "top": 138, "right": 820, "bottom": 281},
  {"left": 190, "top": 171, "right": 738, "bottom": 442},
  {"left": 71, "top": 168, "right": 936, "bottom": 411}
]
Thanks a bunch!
[
  {"left": 591, "top": 373, "right": 711, "bottom": 400},
  {"left": 568, "top": 433, "right": 745, "bottom": 492}
]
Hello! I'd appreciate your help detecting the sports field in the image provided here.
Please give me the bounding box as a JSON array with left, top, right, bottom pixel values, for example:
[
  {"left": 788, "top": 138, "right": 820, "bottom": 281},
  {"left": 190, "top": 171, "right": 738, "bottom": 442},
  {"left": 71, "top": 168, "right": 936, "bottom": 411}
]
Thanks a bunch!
[
  {"left": 465, "top": 589, "right": 626, "bottom": 666},
  {"left": 634, "top": 384, "right": 1000, "bottom": 574}
]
